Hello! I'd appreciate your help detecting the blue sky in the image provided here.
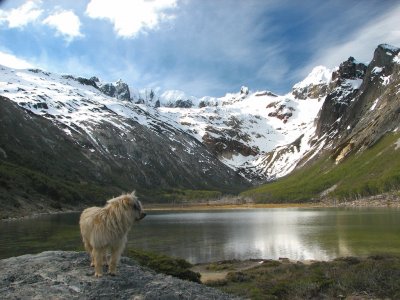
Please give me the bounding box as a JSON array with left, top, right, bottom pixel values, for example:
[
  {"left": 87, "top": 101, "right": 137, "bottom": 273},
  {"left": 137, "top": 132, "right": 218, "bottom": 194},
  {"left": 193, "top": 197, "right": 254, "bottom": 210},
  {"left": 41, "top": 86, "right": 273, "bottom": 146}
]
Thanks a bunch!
[{"left": 1, "top": 0, "right": 400, "bottom": 97}]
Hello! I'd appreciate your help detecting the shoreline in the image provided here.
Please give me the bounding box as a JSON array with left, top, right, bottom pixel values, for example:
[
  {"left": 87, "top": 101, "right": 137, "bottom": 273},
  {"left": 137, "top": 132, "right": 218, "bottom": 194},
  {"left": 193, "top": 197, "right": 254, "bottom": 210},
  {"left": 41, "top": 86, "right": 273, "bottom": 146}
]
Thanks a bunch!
[
  {"left": 145, "top": 202, "right": 321, "bottom": 211},
  {"left": 3, "top": 196, "right": 400, "bottom": 221}
]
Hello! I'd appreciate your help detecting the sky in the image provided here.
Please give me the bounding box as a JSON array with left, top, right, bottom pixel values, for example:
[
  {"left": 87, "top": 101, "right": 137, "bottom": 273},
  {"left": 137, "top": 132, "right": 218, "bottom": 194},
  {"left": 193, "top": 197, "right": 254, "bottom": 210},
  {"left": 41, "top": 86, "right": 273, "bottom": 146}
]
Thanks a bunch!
[{"left": 0, "top": 0, "right": 400, "bottom": 97}]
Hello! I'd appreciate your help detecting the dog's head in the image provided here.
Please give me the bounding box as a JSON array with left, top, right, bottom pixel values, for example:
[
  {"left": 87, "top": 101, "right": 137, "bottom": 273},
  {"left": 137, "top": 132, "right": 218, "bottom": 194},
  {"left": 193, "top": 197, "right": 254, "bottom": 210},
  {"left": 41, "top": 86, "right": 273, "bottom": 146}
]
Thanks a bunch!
[{"left": 130, "top": 191, "right": 146, "bottom": 221}]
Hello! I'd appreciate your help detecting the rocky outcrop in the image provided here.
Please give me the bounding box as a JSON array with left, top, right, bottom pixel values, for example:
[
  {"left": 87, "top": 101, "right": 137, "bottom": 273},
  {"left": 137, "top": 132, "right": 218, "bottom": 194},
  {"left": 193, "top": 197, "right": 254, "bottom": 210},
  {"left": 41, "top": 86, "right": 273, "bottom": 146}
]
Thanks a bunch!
[
  {"left": 0, "top": 251, "right": 240, "bottom": 299},
  {"left": 172, "top": 99, "right": 194, "bottom": 108},
  {"left": 202, "top": 115, "right": 259, "bottom": 158},
  {"left": 62, "top": 75, "right": 99, "bottom": 89},
  {"left": 100, "top": 79, "right": 131, "bottom": 101},
  {"left": 267, "top": 102, "right": 294, "bottom": 123}
]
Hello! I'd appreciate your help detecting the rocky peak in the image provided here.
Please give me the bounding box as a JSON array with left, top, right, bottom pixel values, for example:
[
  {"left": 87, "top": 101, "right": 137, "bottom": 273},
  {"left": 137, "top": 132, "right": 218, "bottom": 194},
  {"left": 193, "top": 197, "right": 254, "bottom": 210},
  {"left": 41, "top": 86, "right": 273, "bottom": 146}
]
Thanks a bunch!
[
  {"left": 315, "top": 56, "right": 367, "bottom": 138},
  {"left": 115, "top": 79, "right": 131, "bottom": 100},
  {"left": 240, "top": 86, "right": 249, "bottom": 95},
  {"left": 99, "top": 79, "right": 131, "bottom": 101},
  {"left": 371, "top": 44, "right": 400, "bottom": 69},
  {"left": 331, "top": 57, "right": 367, "bottom": 82}
]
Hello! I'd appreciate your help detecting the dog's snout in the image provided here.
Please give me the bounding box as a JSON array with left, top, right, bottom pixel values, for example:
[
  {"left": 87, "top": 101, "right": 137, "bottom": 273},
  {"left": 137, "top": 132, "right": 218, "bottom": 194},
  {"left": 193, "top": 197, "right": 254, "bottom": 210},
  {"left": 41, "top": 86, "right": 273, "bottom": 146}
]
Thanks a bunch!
[{"left": 141, "top": 212, "right": 146, "bottom": 219}]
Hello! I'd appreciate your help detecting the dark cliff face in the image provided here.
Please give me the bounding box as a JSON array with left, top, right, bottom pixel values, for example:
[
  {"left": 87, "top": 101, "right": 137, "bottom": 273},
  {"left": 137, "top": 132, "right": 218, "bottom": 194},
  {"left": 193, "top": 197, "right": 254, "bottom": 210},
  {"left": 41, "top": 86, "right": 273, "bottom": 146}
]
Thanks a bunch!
[
  {"left": 314, "top": 44, "right": 400, "bottom": 162},
  {"left": 315, "top": 57, "right": 367, "bottom": 138}
]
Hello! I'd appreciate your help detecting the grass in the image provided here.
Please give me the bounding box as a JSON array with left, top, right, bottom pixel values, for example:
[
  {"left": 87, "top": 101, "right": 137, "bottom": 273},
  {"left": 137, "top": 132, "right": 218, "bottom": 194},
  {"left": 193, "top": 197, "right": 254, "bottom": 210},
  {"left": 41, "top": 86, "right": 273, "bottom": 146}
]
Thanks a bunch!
[
  {"left": 207, "top": 255, "right": 400, "bottom": 299},
  {"left": 126, "top": 248, "right": 201, "bottom": 283},
  {"left": 242, "top": 132, "right": 400, "bottom": 203},
  {"left": 141, "top": 188, "right": 223, "bottom": 204}
]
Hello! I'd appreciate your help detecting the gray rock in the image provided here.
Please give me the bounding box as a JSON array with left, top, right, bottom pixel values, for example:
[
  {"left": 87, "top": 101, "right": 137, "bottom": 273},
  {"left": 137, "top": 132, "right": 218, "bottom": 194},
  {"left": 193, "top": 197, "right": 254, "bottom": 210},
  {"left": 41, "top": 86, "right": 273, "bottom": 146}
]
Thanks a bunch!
[{"left": 0, "top": 251, "right": 241, "bottom": 299}]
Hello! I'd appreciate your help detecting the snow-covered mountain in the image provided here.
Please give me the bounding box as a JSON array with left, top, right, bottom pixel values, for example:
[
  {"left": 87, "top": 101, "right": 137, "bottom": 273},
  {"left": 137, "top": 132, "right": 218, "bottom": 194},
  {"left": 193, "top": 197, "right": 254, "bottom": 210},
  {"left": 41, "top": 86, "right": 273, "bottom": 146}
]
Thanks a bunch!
[
  {"left": 156, "top": 83, "right": 326, "bottom": 181},
  {"left": 0, "top": 63, "right": 329, "bottom": 184},
  {"left": 0, "top": 65, "right": 249, "bottom": 209},
  {"left": 1, "top": 43, "right": 399, "bottom": 189}
]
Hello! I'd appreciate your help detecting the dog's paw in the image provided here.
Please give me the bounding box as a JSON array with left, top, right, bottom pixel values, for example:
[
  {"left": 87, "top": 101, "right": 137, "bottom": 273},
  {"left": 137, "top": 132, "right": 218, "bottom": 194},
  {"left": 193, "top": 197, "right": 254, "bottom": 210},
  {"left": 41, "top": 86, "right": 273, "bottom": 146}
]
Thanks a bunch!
[{"left": 94, "top": 273, "right": 103, "bottom": 278}]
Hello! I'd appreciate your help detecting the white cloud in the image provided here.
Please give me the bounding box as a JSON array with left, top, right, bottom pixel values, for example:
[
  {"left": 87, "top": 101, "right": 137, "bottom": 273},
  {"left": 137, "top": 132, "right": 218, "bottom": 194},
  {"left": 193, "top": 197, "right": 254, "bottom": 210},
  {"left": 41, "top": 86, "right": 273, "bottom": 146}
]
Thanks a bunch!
[
  {"left": 0, "top": 0, "right": 43, "bottom": 28},
  {"left": 298, "top": 4, "right": 400, "bottom": 79},
  {"left": 43, "top": 10, "right": 84, "bottom": 41},
  {"left": 0, "top": 51, "right": 34, "bottom": 69},
  {"left": 85, "top": 0, "right": 178, "bottom": 38}
]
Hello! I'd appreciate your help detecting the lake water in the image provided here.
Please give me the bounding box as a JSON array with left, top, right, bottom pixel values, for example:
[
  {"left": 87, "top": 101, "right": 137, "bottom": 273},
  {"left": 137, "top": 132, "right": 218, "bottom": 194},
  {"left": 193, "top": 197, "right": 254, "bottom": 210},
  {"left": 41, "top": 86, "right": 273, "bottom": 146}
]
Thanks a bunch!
[{"left": 1, "top": 208, "right": 400, "bottom": 263}]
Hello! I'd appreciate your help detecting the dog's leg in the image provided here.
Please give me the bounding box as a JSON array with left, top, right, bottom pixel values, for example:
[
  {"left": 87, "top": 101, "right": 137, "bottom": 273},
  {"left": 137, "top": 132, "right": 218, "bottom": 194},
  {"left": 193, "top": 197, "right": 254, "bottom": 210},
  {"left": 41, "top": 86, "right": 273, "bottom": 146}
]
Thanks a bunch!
[
  {"left": 93, "top": 248, "right": 105, "bottom": 277},
  {"left": 85, "top": 242, "right": 95, "bottom": 267},
  {"left": 82, "top": 238, "right": 95, "bottom": 267},
  {"left": 108, "top": 238, "right": 126, "bottom": 276}
]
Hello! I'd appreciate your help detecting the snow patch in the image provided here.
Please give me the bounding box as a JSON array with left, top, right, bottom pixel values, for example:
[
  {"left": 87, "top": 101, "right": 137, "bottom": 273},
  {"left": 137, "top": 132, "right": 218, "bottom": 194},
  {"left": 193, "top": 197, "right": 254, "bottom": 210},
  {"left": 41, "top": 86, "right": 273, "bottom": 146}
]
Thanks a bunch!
[
  {"left": 370, "top": 98, "right": 379, "bottom": 111},
  {"left": 293, "top": 66, "right": 331, "bottom": 89},
  {"left": 345, "top": 78, "right": 363, "bottom": 89},
  {"left": 372, "top": 66, "right": 383, "bottom": 74},
  {"left": 380, "top": 44, "right": 400, "bottom": 52},
  {"left": 395, "top": 138, "right": 400, "bottom": 150},
  {"left": 382, "top": 75, "right": 391, "bottom": 85}
]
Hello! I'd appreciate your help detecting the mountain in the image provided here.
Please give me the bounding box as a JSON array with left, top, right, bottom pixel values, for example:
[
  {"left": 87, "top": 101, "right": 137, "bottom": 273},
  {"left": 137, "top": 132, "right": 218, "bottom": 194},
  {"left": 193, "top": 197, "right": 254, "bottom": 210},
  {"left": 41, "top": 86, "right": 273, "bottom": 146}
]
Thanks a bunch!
[
  {"left": 1, "top": 44, "right": 399, "bottom": 216},
  {"left": 152, "top": 82, "right": 326, "bottom": 182},
  {"left": 243, "top": 44, "right": 400, "bottom": 203},
  {"left": 0, "top": 67, "right": 249, "bottom": 218}
]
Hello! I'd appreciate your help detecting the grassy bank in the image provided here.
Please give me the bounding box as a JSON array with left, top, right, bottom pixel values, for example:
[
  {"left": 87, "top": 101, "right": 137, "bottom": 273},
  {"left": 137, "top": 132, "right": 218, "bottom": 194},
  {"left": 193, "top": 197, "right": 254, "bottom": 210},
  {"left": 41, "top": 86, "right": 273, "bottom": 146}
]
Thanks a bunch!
[
  {"left": 125, "top": 249, "right": 400, "bottom": 299},
  {"left": 242, "top": 132, "right": 400, "bottom": 204},
  {"left": 206, "top": 255, "right": 400, "bottom": 299}
]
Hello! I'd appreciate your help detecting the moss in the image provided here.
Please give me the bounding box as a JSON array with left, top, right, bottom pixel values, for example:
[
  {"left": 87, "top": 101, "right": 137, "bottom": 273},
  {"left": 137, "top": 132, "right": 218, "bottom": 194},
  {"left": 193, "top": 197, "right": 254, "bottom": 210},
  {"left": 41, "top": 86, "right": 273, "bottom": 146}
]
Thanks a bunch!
[{"left": 126, "top": 248, "right": 201, "bottom": 283}]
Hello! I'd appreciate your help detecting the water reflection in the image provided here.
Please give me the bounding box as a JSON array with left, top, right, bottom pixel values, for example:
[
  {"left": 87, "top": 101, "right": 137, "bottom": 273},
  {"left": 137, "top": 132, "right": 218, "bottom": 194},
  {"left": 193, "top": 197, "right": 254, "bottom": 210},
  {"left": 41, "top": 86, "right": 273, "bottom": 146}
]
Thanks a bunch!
[{"left": 1, "top": 208, "right": 400, "bottom": 263}]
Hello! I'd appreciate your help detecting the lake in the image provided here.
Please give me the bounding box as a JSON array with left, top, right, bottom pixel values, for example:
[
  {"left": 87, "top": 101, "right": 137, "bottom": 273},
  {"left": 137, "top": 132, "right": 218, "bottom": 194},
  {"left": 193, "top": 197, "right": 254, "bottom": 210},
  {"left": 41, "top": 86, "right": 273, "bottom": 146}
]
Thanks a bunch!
[{"left": 1, "top": 208, "right": 400, "bottom": 263}]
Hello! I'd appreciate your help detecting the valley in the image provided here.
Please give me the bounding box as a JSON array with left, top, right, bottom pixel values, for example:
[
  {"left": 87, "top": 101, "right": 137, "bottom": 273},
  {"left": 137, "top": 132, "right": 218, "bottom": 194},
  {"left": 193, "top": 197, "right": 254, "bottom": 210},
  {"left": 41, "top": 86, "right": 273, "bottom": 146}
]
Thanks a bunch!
[{"left": 1, "top": 44, "right": 400, "bottom": 218}]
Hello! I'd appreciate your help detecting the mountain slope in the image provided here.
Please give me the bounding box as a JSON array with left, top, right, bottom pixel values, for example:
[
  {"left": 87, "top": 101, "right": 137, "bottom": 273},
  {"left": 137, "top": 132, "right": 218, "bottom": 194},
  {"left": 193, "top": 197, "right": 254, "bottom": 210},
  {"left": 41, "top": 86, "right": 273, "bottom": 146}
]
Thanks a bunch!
[
  {"left": 242, "top": 44, "right": 400, "bottom": 203},
  {"left": 242, "top": 132, "right": 400, "bottom": 203},
  {"left": 0, "top": 67, "right": 249, "bottom": 217}
]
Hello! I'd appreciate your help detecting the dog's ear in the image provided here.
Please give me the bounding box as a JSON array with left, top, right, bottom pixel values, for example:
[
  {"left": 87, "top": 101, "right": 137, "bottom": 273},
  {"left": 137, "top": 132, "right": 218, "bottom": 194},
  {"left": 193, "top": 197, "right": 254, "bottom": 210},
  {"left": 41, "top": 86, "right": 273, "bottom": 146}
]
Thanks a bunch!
[
  {"left": 130, "top": 191, "right": 136, "bottom": 199},
  {"left": 122, "top": 195, "right": 133, "bottom": 207}
]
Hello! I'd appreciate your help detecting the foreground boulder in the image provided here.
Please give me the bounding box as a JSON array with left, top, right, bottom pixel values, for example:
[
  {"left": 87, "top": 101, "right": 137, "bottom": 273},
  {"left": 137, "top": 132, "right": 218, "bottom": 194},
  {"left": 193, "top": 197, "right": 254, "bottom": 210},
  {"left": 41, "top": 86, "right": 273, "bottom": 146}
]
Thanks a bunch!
[{"left": 0, "top": 251, "right": 240, "bottom": 299}]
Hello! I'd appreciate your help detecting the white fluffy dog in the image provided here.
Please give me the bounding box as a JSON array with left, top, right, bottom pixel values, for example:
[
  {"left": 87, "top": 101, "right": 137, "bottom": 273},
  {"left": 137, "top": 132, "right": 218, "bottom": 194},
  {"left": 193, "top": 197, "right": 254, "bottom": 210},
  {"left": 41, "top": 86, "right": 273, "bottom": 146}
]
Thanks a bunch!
[{"left": 79, "top": 191, "right": 146, "bottom": 277}]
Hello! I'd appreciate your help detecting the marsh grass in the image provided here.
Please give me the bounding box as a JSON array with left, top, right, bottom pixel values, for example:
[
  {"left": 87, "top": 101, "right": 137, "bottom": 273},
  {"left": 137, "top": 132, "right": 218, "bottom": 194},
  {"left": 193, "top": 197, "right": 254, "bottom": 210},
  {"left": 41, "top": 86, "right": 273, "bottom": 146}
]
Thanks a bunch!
[{"left": 207, "top": 255, "right": 400, "bottom": 299}]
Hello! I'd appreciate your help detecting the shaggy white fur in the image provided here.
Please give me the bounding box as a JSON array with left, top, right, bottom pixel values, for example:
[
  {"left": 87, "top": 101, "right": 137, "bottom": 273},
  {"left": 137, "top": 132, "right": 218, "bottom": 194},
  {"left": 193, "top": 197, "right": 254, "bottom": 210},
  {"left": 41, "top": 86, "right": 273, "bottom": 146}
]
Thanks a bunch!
[{"left": 79, "top": 191, "right": 146, "bottom": 277}]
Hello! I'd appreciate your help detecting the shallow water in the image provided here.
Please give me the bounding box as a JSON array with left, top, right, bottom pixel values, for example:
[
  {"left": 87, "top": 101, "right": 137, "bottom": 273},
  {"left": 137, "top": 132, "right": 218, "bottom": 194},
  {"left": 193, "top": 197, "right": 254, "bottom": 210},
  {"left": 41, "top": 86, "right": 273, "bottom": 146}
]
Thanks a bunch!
[{"left": 1, "top": 208, "right": 400, "bottom": 263}]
